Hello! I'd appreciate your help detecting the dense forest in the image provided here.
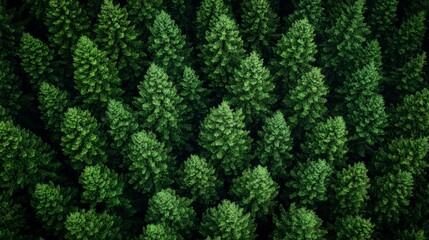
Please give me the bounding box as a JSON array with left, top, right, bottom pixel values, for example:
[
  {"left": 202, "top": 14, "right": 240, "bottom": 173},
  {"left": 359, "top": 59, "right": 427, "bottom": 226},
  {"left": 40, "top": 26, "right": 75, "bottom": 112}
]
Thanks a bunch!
[{"left": 1, "top": 0, "right": 429, "bottom": 239}]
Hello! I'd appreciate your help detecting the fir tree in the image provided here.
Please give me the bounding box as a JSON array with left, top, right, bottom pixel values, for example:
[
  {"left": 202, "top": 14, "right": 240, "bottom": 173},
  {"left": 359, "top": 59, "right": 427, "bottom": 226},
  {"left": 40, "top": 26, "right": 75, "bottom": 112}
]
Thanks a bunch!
[
  {"left": 288, "top": 0, "right": 325, "bottom": 34},
  {"left": 335, "top": 215, "right": 374, "bottom": 240},
  {"left": 179, "top": 155, "right": 221, "bottom": 206},
  {"left": 127, "top": 0, "right": 165, "bottom": 36},
  {"left": 140, "top": 223, "right": 183, "bottom": 240},
  {"left": 198, "top": 101, "right": 253, "bottom": 177},
  {"left": 0, "top": 3, "right": 22, "bottom": 61},
  {"left": 226, "top": 51, "right": 275, "bottom": 125},
  {"left": 0, "top": 106, "right": 11, "bottom": 122},
  {"left": 0, "top": 192, "right": 25, "bottom": 239},
  {"left": 146, "top": 188, "right": 196, "bottom": 237},
  {"left": 200, "top": 200, "right": 257, "bottom": 240},
  {"left": 195, "top": 0, "right": 231, "bottom": 44},
  {"left": 367, "top": 0, "right": 399, "bottom": 41},
  {"left": 272, "top": 204, "right": 327, "bottom": 240},
  {"left": 391, "top": 52, "right": 427, "bottom": 97},
  {"left": 301, "top": 116, "right": 348, "bottom": 169},
  {"left": 0, "top": 57, "right": 22, "bottom": 117},
  {"left": 255, "top": 111, "right": 293, "bottom": 180},
  {"left": 165, "top": 0, "right": 193, "bottom": 34},
  {"left": 61, "top": 107, "right": 107, "bottom": 172},
  {"left": 127, "top": 130, "right": 173, "bottom": 194},
  {"left": 230, "top": 165, "right": 279, "bottom": 218}
]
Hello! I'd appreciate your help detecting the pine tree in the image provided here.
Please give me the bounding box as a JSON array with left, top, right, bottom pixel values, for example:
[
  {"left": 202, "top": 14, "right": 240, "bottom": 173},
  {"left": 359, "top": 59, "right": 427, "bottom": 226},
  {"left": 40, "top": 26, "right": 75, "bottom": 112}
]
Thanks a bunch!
[
  {"left": 73, "top": 36, "right": 123, "bottom": 111},
  {"left": 271, "top": 18, "right": 317, "bottom": 94},
  {"left": 140, "top": 223, "right": 183, "bottom": 240},
  {"left": 61, "top": 107, "right": 107, "bottom": 172},
  {"left": 200, "top": 14, "right": 246, "bottom": 98},
  {"left": 179, "top": 155, "right": 221, "bottom": 206},
  {"left": 65, "top": 209, "right": 122, "bottom": 239},
  {"left": 287, "top": 159, "right": 333, "bottom": 207},
  {"left": 127, "top": 0, "right": 165, "bottom": 36},
  {"left": 255, "top": 111, "right": 293, "bottom": 180},
  {"left": 230, "top": 165, "right": 279, "bottom": 218},
  {"left": 0, "top": 57, "right": 22, "bottom": 117},
  {"left": 283, "top": 67, "right": 328, "bottom": 134},
  {"left": 301, "top": 116, "right": 348, "bottom": 169},
  {"left": 127, "top": 130, "right": 173, "bottom": 194},
  {"left": 240, "top": 0, "right": 279, "bottom": 55},
  {"left": 198, "top": 101, "right": 253, "bottom": 177},
  {"left": 200, "top": 200, "right": 257, "bottom": 240},
  {"left": 288, "top": 0, "right": 325, "bottom": 34},
  {"left": 367, "top": 0, "right": 399, "bottom": 41},
  {"left": 272, "top": 204, "right": 327, "bottom": 240},
  {"left": 165, "top": 0, "right": 193, "bottom": 34},
  {"left": 0, "top": 192, "right": 25, "bottom": 239},
  {"left": 391, "top": 52, "right": 427, "bottom": 97},
  {"left": 38, "top": 82, "right": 72, "bottom": 141},
  {"left": 331, "top": 163, "right": 370, "bottom": 216},
  {"left": 146, "top": 188, "right": 196, "bottom": 237},
  {"left": 195, "top": 0, "right": 231, "bottom": 44},
  {"left": 335, "top": 215, "right": 374, "bottom": 240},
  {"left": 148, "top": 11, "right": 191, "bottom": 83}
]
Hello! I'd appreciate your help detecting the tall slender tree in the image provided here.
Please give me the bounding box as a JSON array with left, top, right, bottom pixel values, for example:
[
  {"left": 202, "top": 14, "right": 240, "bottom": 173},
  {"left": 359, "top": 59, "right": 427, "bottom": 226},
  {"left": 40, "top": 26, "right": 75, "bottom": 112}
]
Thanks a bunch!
[
  {"left": 195, "top": 0, "right": 231, "bottom": 44},
  {"left": 0, "top": 57, "right": 22, "bottom": 117},
  {"left": 127, "top": 0, "right": 165, "bottom": 37}
]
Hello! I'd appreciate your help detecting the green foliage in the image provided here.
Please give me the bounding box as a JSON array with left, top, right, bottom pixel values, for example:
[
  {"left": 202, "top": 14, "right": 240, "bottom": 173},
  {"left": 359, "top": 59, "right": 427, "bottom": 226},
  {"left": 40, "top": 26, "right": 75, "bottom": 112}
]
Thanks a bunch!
[
  {"left": 255, "top": 111, "right": 293, "bottom": 180},
  {"left": 272, "top": 18, "right": 317, "bottom": 94},
  {"left": 140, "top": 223, "right": 183, "bottom": 240},
  {"left": 0, "top": 105, "right": 11, "bottom": 122},
  {"left": 367, "top": 0, "right": 399, "bottom": 40},
  {"left": 335, "top": 215, "right": 374, "bottom": 240},
  {"left": 65, "top": 209, "right": 122, "bottom": 240},
  {"left": 341, "top": 62, "right": 381, "bottom": 104},
  {"left": 179, "top": 155, "right": 220, "bottom": 206},
  {"left": 301, "top": 116, "right": 348, "bottom": 169},
  {"left": 0, "top": 192, "right": 25, "bottom": 239},
  {"left": 240, "top": 0, "right": 279, "bottom": 55},
  {"left": 230, "top": 165, "right": 279, "bottom": 218},
  {"left": 195, "top": 0, "right": 231, "bottom": 43},
  {"left": 288, "top": 0, "right": 325, "bottom": 33},
  {"left": 127, "top": 130, "right": 173, "bottom": 194},
  {"left": 0, "top": 57, "right": 22, "bottom": 117},
  {"left": 391, "top": 52, "right": 427, "bottom": 97},
  {"left": 200, "top": 200, "right": 257, "bottom": 240},
  {"left": 226, "top": 51, "right": 276, "bottom": 124},
  {"left": 331, "top": 163, "right": 370, "bottom": 216},
  {"left": 272, "top": 204, "right": 327, "bottom": 240},
  {"left": 127, "top": 0, "right": 165, "bottom": 35},
  {"left": 61, "top": 107, "right": 107, "bottom": 171},
  {"left": 0, "top": 4, "right": 22, "bottom": 61},
  {"left": 198, "top": 101, "right": 252, "bottom": 177},
  {"left": 146, "top": 188, "right": 196, "bottom": 236},
  {"left": 287, "top": 159, "right": 333, "bottom": 207},
  {"left": 73, "top": 36, "right": 123, "bottom": 110}
]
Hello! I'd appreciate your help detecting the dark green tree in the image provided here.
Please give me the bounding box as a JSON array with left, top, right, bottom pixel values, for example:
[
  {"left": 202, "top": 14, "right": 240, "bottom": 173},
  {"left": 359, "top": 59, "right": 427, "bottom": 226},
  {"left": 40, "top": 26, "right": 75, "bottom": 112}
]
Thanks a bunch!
[
  {"left": 0, "top": 3, "right": 22, "bottom": 61},
  {"left": 288, "top": 0, "right": 325, "bottom": 34},
  {"left": 367, "top": 0, "right": 398, "bottom": 42},
  {"left": 140, "top": 223, "right": 183, "bottom": 240},
  {"left": 198, "top": 101, "right": 253, "bottom": 177},
  {"left": 272, "top": 204, "right": 327, "bottom": 240},
  {"left": 127, "top": 130, "right": 173, "bottom": 194},
  {"left": 73, "top": 36, "right": 123, "bottom": 111},
  {"left": 200, "top": 200, "right": 257, "bottom": 240},
  {"left": 0, "top": 192, "right": 26, "bottom": 239},
  {"left": 301, "top": 116, "right": 348, "bottom": 169},
  {"left": 255, "top": 111, "right": 293, "bottom": 180},
  {"left": 165, "top": 0, "right": 193, "bottom": 34},
  {"left": 0, "top": 57, "right": 22, "bottom": 117},
  {"left": 391, "top": 52, "right": 427, "bottom": 97},
  {"left": 61, "top": 107, "right": 107, "bottom": 172},
  {"left": 195, "top": 0, "right": 231, "bottom": 44},
  {"left": 226, "top": 51, "right": 276, "bottom": 125},
  {"left": 146, "top": 188, "right": 196, "bottom": 236},
  {"left": 335, "top": 215, "right": 374, "bottom": 240},
  {"left": 0, "top": 106, "right": 11, "bottom": 122},
  {"left": 127, "top": 0, "right": 165, "bottom": 36},
  {"left": 179, "top": 155, "right": 221, "bottom": 206},
  {"left": 230, "top": 165, "right": 279, "bottom": 218}
]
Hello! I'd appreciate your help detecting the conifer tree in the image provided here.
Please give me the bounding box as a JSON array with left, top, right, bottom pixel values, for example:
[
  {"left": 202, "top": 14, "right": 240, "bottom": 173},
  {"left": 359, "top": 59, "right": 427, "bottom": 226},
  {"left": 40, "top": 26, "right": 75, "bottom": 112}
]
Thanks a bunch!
[
  {"left": 127, "top": 0, "right": 165, "bottom": 36},
  {"left": 335, "top": 215, "right": 374, "bottom": 240},
  {"left": 127, "top": 130, "right": 173, "bottom": 194},
  {"left": 301, "top": 116, "right": 348, "bottom": 169},
  {"left": 367, "top": 0, "right": 399, "bottom": 41},
  {"left": 0, "top": 106, "right": 10, "bottom": 122},
  {"left": 200, "top": 14, "right": 246, "bottom": 98},
  {"left": 39, "top": 82, "right": 72, "bottom": 141},
  {"left": 0, "top": 192, "right": 25, "bottom": 239},
  {"left": 198, "top": 101, "right": 252, "bottom": 177},
  {"left": 61, "top": 107, "right": 107, "bottom": 172},
  {"left": 165, "top": 0, "right": 193, "bottom": 34},
  {"left": 272, "top": 204, "right": 327, "bottom": 240},
  {"left": 226, "top": 51, "right": 275, "bottom": 125},
  {"left": 148, "top": 11, "right": 191, "bottom": 83},
  {"left": 288, "top": 0, "right": 325, "bottom": 34},
  {"left": 65, "top": 209, "right": 122, "bottom": 239},
  {"left": 255, "top": 111, "right": 293, "bottom": 180},
  {"left": 146, "top": 188, "right": 196, "bottom": 236},
  {"left": 287, "top": 159, "right": 333, "bottom": 207},
  {"left": 73, "top": 36, "right": 123, "bottom": 111},
  {"left": 240, "top": 0, "right": 279, "bottom": 55},
  {"left": 363, "top": 40, "right": 383, "bottom": 75},
  {"left": 283, "top": 67, "right": 328, "bottom": 134},
  {"left": 391, "top": 52, "right": 427, "bottom": 97},
  {"left": 200, "top": 200, "right": 257, "bottom": 240},
  {"left": 272, "top": 18, "right": 317, "bottom": 94},
  {"left": 0, "top": 4, "right": 22, "bottom": 61},
  {"left": 230, "top": 165, "right": 279, "bottom": 218},
  {"left": 0, "top": 57, "right": 22, "bottom": 117},
  {"left": 195, "top": 0, "right": 231, "bottom": 44},
  {"left": 331, "top": 163, "right": 370, "bottom": 216},
  {"left": 179, "top": 155, "right": 221, "bottom": 206},
  {"left": 140, "top": 223, "right": 183, "bottom": 240}
]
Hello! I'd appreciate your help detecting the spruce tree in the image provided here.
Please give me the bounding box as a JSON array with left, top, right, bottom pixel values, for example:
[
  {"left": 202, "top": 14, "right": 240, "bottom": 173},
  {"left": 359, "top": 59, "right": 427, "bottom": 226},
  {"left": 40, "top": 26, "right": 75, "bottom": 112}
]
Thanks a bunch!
[
  {"left": 73, "top": 36, "right": 123, "bottom": 111},
  {"left": 255, "top": 111, "right": 293, "bottom": 180},
  {"left": 146, "top": 188, "right": 196, "bottom": 236},
  {"left": 0, "top": 192, "right": 25, "bottom": 239},
  {"left": 0, "top": 57, "right": 22, "bottom": 117},
  {"left": 230, "top": 165, "right": 279, "bottom": 218},
  {"left": 0, "top": 3, "right": 22, "bottom": 61},
  {"left": 272, "top": 204, "right": 327, "bottom": 240},
  {"left": 195, "top": 0, "right": 231, "bottom": 44},
  {"left": 367, "top": 0, "right": 399, "bottom": 41},
  {"left": 179, "top": 155, "right": 221, "bottom": 206},
  {"left": 226, "top": 51, "right": 276, "bottom": 125},
  {"left": 0, "top": 106, "right": 11, "bottom": 122},
  {"left": 200, "top": 14, "right": 246, "bottom": 98},
  {"left": 165, "top": 0, "right": 193, "bottom": 34},
  {"left": 198, "top": 101, "right": 253, "bottom": 177},
  {"left": 140, "top": 223, "right": 183, "bottom": 240},
  {"left": 301, "top": 116, "right": 348, "bottom": 169},
  {"left": 335, "top": 215, "right": 374, "bottom": 240},
  {"left": 200, "top": 200, "right": 257, "bottom": 240},
  {"left": 127, "top": 130, "right": 173, "bottom": 194},
  {"left": 288, "top": 0, "right": 325, "bottom": 34},
  {"left": 127, "top": 0, "right": 165, "bottom": 36},
  {"left": 271, "top": 18, "right": 317, "bottom": 94},
  {"left": 240, "top": 0, "right": 279, "bottom": 55},
  {"left": 391, "top": 52, "right": 427, "bottom": 97},
  {"left": 61, "top": 107, "right": 107, "bottom": 172}
]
